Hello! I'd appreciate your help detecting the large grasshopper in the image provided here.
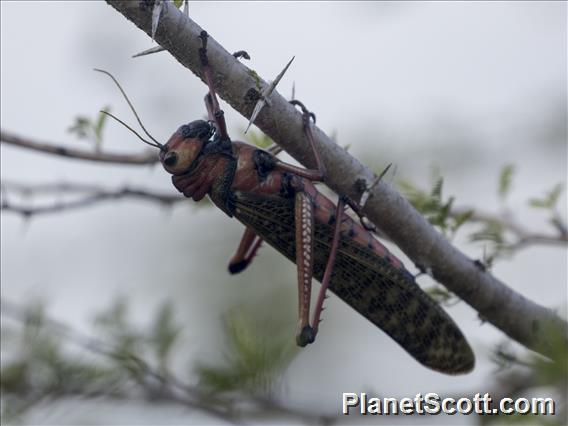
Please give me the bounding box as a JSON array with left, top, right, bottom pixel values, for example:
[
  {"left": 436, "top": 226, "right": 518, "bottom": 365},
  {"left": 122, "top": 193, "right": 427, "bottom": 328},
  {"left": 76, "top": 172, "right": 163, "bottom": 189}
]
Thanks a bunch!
[{"left": 100, "top": 31, "right": 474, "bottom": 375}]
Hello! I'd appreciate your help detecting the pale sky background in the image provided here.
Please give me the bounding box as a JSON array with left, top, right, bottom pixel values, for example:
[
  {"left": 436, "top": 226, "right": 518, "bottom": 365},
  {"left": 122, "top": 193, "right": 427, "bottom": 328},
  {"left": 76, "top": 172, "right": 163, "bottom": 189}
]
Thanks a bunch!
[{"left": 1, "top": 2, "right": 566, "bottom": 425}]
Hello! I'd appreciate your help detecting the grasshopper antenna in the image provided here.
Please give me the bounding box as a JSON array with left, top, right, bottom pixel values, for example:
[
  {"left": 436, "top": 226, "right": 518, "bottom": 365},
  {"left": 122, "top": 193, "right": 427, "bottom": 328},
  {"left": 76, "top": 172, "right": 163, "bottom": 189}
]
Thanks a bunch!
[
  {"left": 99, "top": 110, "right": 161, "bottom": 150},
  {"left": 94, "top": 68, "right": 165, "bottom": 151}
]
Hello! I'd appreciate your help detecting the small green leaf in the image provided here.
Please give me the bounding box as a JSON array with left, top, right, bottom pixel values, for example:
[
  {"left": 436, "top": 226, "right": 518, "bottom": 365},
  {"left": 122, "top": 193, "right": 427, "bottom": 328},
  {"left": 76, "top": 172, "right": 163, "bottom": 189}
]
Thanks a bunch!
[
  {"left": 248, "top": 69, "right": 262, "bottom": 91},
  {"left": 529, "top": 183, "right": 564, "bottom": 210},
  {"left": 451, "top": 209, "right": 474, "bottom": 233},
  {"left": 469, "top": 221, "right": 504, "bottom": 244},
  {"left": 93, "top": 298, "right": 128, "bottom": 330},
  {"left": 430, "top": 177, "right": 443, "bottom": 203},
  {"left": 398, "top": 180, "right": 430, "bottom": 214},
  {"left": 173, "top": 0, "right": 184, "bottom": 8},
  {"left": 150, "top": 302, "right": 181, "bottom": 368},
  {"left": 433, "top": 196, "right": 454, "bottom": 230},
  {"left": 246, "top": 129, "right": 273, "bottom": 149},
  {"left": 498, "top": 164, "right": 515, "bottom": 201},
  {"left": 529, "top": 199, "right": 548, "bottom": 209},
  {"left": 94, "top": 105, "right": 111, "bottom": 144},
  {"left": 67, "top": 116, "right": 92, "bottom": 140},
  {"left": 425, "top": 286, "right": 458, "bottom": 306}
]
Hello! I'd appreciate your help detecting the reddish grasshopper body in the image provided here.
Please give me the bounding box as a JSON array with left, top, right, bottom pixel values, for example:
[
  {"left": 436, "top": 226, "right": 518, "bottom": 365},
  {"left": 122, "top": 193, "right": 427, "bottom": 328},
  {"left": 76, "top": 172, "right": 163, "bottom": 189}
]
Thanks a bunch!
[{"left": 101, "top": 32, "right": 474, "bottom": 375}]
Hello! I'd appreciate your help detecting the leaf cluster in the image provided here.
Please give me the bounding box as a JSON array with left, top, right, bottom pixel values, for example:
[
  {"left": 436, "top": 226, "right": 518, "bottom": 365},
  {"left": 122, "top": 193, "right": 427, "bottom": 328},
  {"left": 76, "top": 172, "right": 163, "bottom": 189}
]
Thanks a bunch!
[
  {"left": 1, "top": 299, "right": 182, "bottom": 421},
  {"left": 1, "top": 298, "right": 298, "bottom": 423},
  {"left": 399, "top": 164, "right": 566, "bottom": 269},
  {"left": 398, "top": 170, "right": 473, "bottom": 239}
]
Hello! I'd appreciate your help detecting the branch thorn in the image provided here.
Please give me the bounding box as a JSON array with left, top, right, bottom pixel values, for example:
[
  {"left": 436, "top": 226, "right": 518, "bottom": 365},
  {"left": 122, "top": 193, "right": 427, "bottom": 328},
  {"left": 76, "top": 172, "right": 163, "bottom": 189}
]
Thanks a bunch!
[
  {"left": 151, "top": 0, "right": 164, "bottom": 41},
  {"left": 245, "top": 56, "right": 295, "bottom": 133}
]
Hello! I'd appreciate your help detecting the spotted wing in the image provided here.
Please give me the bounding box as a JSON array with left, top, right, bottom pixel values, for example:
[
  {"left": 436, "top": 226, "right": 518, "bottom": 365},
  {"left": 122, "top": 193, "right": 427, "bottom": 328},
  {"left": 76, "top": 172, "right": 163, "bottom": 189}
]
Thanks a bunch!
[{"left": 231, "top": 191, "right": 474, "bottom": 374}]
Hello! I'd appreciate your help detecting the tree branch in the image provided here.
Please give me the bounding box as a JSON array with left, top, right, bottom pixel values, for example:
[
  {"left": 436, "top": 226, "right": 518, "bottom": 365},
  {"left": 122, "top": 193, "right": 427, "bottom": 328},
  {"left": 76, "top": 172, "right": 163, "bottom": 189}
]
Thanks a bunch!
[
  {"left": 1, "top": 182, "right": 183, "bottom": 217},
  {"left": 1, "top": 130, "right": 159, "bottom": 165},
  {"left": 105, "top": 1, "right": 566, "bottom": 359}
]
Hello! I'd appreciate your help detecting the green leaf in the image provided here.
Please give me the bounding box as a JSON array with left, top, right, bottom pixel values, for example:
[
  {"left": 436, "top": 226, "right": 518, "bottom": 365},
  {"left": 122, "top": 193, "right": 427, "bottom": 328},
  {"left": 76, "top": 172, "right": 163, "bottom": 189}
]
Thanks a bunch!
[
  {"left": 248, "top": 69, "right": 262, "bottom": 91},
  {"left": 529, "top": 183, "right": 564, "bottom": 210},
  {"left": 397, "top": 180, "right": 432, "bottom": 214},
  {"left": 451, "top": 209, "right": 474, "bottom": 234},
  {"left": 150, "top": 302, "right": 181, "bottom": 367},
  {"left": 498, "top": 164, "right": 515, "bottom": 201},
  {"left": 430, "top": 176, "right": 443, "bottom": 203},
  {"left": 93, "top": 298, "right": 128, "bottom": 330},
  {"left": 425, "top": 286, "right": 457, "bottom": 305},
  {"left": 432, "top": 195, "right": 454, "bottom": 231},
  {"left": 67, "top": 116, "right": 92, "bottom": 140},
  {"left": 469, "top": 221, "right": 504, "bottom": 244},
  {"left": 68, "top": 105, "right": 110, "bottom": 147},
  {"left": 92, "top": 298, "right": 142, "bottom": 356},
  {"left": 246, "top": 129, "right": 273, "bottom": 149},
  {"left": 173, "top": 0, "right": 184, "bottom": 8},
  {"left": 94, "top": 105, "right": 111, "bottom": 144}
]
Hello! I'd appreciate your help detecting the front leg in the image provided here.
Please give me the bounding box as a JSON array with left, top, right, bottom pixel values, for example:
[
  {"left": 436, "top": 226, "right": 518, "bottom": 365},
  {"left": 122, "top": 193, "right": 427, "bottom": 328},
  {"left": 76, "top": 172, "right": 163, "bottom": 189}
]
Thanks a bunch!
[
  {"left": 199, "top": 31, "right": 229, "bottom": 141},
  {"left": 228, "top": 227, "right": 264, "bottom": 274}
]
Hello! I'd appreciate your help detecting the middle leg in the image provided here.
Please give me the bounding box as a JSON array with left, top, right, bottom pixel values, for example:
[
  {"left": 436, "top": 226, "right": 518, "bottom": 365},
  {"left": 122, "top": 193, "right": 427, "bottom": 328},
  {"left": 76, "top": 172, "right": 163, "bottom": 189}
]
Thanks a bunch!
[
  {"left": 274, "top": 101, "right": 326, "bottom": 182},
  {"left": 228, "top": 227, "right": 264, "bottom": 274}
]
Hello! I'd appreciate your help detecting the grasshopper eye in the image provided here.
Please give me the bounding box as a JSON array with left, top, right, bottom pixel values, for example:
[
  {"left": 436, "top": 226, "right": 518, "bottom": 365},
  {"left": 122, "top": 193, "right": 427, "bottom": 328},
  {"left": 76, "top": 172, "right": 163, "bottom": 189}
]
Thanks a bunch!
[
  {"left": 163, "top": 151, "right": 178, "bottom": 167},
  {"left": 181, "top": 120, "right": 213, "bottom": 140}
]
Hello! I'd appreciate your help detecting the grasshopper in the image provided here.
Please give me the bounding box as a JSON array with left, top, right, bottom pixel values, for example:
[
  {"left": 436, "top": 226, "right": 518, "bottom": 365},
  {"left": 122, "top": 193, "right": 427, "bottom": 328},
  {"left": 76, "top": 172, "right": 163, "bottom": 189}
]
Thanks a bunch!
[{"left": 99, "top": 31, "right": 474, "bottom": 375}]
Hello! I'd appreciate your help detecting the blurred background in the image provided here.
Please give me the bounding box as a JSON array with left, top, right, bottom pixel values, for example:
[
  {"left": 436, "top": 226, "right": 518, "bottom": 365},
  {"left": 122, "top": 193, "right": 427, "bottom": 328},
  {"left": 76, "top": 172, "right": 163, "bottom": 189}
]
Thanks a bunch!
[{"left": 1, "top": 1, "right": 566, "bottom": 425}]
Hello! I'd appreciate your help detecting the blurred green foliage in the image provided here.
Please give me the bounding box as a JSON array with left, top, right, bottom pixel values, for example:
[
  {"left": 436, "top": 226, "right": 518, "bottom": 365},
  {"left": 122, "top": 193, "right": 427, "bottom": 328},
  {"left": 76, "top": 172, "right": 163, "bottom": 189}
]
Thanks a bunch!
[
  {"left": 398, "top": 171, "right": 472, "bottom": 239},
  {"left": 244, "top": 128, "right": 273, "bottom": 149},
  {"left": 498, "top": 164, "right": 515, "bottom": 202},
  {"left": 484, "top": 322, "right": 567, "bottom": 426},
  {"left": 1, "top": 298, "right": 298, "bottom": 424},
  {"left": 67, "top": 105, "right": 111, "bottom": 151},
  {"left": 196, "top": 310, "right": 297, "bottom": 397}
]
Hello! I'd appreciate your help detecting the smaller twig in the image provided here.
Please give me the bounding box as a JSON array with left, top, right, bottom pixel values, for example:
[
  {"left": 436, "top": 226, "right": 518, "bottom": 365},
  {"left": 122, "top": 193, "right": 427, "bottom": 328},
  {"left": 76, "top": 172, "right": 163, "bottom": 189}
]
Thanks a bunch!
[
  {"left": 453, "top": 207, "right": 568, "bottom": 249},
  {"left": 1, "top": 130, "right": 159, "bottom": 165},
  {"left": 551, "top": 215, "right": 568, "bottom": 239},
  {"left": 1, "top": 182, "right": 184, "bottom": 217}
]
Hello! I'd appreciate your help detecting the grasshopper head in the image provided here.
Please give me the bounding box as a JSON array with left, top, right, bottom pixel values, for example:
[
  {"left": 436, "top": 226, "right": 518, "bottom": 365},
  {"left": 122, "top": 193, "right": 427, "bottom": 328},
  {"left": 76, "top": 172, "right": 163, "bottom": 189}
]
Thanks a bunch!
[{"left": 160, "top": 120, "right": 214, "bottom": 175}]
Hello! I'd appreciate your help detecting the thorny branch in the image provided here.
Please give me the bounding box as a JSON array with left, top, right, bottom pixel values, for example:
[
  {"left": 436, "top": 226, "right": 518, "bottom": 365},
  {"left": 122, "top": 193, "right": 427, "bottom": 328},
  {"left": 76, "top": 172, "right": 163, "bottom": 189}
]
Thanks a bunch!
[
  {"left": 1, "top": 130, "right": 159, "bottom": 165},
  {"left": 1, "top": 299, "right": 337, "bottom": 425},
  {"left": 103, "top": 0, "right": 567, "bottom": 359}
]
